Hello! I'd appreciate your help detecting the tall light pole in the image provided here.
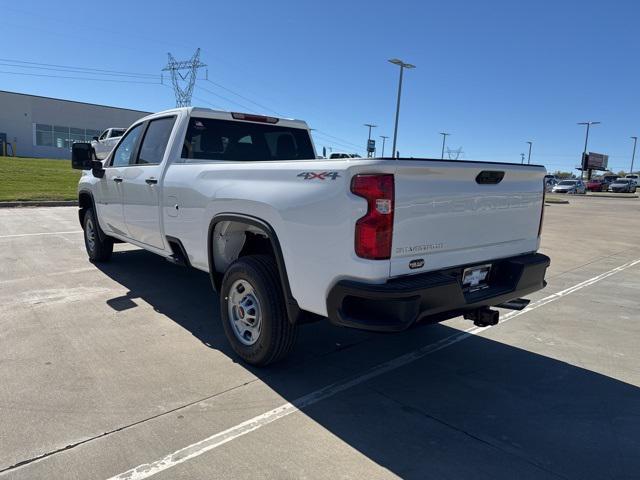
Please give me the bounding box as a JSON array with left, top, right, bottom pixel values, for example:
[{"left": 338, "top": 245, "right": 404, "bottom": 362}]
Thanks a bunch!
[
  {"left": 630, "top": 136, "right": 637, "bottom": 174},
  {"left": 380, "top": 135, "right": 389, "bottom": 157},
  {"left": 439, "top": 132, "right": 450, "bottom": 160},
  {"left": 520, "top": 153, "right": 525, "bottom": 164},
  {"left": 577, "top": 121, "right": 600, "bottom": 179},
  {"left": 364, "top": 123, "right": 377, "bottom": 157},
  {"left": 526, "top": 141, "right": 533, "bottom": 164},
  {"left": 389, "top": 58, "right": 415, "bottom": 159}
]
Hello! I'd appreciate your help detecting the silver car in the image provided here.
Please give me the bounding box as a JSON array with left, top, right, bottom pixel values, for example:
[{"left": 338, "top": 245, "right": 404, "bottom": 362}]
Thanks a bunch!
[{"left": 552, "top": 179, "right": 587, "bottom": 194}]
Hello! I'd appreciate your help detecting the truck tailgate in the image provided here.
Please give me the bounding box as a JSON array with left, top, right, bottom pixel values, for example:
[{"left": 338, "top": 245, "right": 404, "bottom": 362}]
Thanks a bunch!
[{"left": 390, "top": 161, "right": 545, "bottom": 277}]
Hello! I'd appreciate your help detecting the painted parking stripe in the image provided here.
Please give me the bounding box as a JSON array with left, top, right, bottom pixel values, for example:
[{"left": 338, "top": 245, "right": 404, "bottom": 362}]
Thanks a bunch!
[
  {"left": 0, "top": 230, "right": 82, "bottom": 239},
  {"left": 106, "top": 257, "right": 640, "bottom": 480}
]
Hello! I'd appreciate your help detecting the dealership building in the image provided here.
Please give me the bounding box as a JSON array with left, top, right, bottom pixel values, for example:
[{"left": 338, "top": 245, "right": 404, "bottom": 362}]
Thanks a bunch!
[{"left": 0, "top": 90, "right": 149, "bottom": 159}]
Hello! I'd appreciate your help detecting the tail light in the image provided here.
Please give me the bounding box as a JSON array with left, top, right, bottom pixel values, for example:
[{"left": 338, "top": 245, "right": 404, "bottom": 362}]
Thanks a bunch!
[
  {"left": 231, "top": 112, "right": 279, "bottom": 124},
  {"left": 538, "top": 179, "right": 546, "bottom": 237},
  {"left": 351, "top": 174, "right": 394, "bottom": 259}
]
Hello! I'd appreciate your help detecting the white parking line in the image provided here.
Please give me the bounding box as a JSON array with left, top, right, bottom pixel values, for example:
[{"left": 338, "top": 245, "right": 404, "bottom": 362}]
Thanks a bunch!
[
  {"left": 106, "top": 257, "right": 640, "bottom": 480},
  {"left": 0, "top": 230, "right": 82, "bottom": 239}
]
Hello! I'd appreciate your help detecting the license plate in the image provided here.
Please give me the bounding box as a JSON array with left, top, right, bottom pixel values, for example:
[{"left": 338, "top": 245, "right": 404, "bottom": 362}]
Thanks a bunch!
[{"left": 462, "top": 264, "right": 491, "bottom": 290}]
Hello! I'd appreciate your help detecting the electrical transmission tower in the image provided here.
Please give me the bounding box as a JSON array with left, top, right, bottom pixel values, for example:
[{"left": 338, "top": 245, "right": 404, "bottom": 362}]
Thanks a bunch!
[
  {"left": 162, "top": 48, "right": 207, "bottom": 107},
  {"left": 446, "top": 147, "right": 464, "bottom": 160}
]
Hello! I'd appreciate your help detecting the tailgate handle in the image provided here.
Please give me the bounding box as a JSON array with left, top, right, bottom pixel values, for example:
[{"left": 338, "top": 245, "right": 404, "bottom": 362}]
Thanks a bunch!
[{"left": 476, "top": 170, "right": 504, "bottom": 184}]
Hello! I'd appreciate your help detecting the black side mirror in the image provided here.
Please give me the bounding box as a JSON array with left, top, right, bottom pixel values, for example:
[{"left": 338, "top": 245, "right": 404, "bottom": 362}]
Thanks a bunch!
[
  {"left": 93, "top": 136, "right": 99, "bottom": 141},
  {"left": 71, "top": 143, "right": 94, "bottom": 170}
]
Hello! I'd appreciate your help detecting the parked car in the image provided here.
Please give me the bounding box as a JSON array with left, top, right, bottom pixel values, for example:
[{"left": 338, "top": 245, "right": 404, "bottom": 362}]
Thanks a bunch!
[
  {"left": 552, "top": 179, "right": 586, "bottom": 194},
  {"left": 544, "top": 178, "right": 557, "bottom": 192},
  {"left": 609, "top": 178, "right": 637, "bottom": 193},
  {"left": 91, "top": 127, "right": 127, "bottom": 160},
  {"left": 71, "top": 107, "right": 549, "bottom": 366},
  {"left": 329, "top": 152, "right": 361, "bottom": 159},
  {"left": 601, "top": 175, "right": 619, "bottom": 192},
  {"left": 586, "top": 179, "right": 608, "bottom": 192},
  {"left": 625, "top": 174, "right": 639, "bottom": 185}
]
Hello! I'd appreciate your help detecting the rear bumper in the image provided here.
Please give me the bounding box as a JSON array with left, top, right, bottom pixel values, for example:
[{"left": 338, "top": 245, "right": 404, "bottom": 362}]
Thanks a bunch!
[{"left": 326, "top": 253, "right": 550, "bottom": 332}]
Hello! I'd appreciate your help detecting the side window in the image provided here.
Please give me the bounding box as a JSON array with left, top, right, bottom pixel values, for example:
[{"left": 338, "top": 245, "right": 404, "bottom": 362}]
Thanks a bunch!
[
  {"left": 99, "top": 130, "right": 108, "bottom": 141},
  {"left": 111, "top": 124, "right": 143, "bottom": 167},
  {"left": 137, "top": 117, "right": 176, "bottom": 165}
]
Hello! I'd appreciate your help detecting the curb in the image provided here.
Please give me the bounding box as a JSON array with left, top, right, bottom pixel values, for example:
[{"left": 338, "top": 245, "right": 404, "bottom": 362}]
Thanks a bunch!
[
  {"left": 545, "top": 199, "right": 569, "bottom": 204},
  {"left": 0, "top": 200, "right": 78, "bottom": 208},
  {"left": 586, "top": 193, "right": 638, "bottom": 199}
]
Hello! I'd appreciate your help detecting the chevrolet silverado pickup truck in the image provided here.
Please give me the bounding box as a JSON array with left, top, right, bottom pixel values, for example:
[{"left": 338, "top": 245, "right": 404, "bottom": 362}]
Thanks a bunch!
[{"left": 71, "top": 107, "right": 550, "bottom": 366}]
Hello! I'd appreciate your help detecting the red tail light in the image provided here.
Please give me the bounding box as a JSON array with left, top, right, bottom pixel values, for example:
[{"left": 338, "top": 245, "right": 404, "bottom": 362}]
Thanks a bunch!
[
  {"left": 231, "top": 112, "right": 279, "bottom": 124},
  {"left": 351, "top": 174, "right": 394, "bottom": 259}
]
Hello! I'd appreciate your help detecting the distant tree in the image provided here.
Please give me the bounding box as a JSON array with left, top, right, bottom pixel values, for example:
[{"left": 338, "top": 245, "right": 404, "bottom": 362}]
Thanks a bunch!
[
  {"left": 553, "top": 170, "right": 574, "bottom": 179},
  {"left": 617, "top": 170, "right": 627, "bottom": 177}
]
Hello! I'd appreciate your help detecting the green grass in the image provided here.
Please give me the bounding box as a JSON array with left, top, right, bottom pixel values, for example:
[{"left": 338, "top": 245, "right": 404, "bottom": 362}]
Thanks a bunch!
[{"left": 0, "top": 156, "right": 81, "bottom": 201}]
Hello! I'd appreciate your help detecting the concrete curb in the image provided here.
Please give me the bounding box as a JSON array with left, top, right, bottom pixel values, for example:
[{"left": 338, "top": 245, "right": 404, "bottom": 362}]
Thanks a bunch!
[
  {"left": 545, "top": 199, "right": 569, "bottom": 204},
  {"left": 0, "top": 200, "right": 78, "bottom": 208},
  {"left": 586, "top": 193, "right": 638, "bottom": 199}
]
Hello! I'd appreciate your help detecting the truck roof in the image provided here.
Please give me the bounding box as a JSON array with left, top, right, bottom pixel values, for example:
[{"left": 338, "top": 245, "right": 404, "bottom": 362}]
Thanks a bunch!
[{"left": 137, "top": 107, "right": 310, "bottom": 130}]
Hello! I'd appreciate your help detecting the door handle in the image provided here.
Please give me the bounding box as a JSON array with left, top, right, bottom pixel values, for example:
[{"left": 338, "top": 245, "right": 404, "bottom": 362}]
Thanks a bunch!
[
  {"left": 113, "top": 177, "right": 123, "bottom": 183},
  {"left": 145, "top": 177, "right": 158, "bottom": 185}
]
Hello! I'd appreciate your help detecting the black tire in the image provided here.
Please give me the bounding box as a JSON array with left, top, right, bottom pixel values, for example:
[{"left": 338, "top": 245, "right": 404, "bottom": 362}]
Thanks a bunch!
[
  {"left": 220, "top": 255, "right": 296, "bottom": 366},
  {"left": 83, "top": 208, "right": 113, "bottom": 262}
]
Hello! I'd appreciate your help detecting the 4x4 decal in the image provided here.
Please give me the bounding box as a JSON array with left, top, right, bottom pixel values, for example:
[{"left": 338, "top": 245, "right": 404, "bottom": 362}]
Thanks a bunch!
[{"left": 297, "top": 171, "right": 341, "bottom": 180}]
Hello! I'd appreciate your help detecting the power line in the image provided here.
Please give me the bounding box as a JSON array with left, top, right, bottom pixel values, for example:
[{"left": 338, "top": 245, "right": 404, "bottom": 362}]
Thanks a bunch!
[
  {"left": 196, "top": 84, "right": 258, "bottom": 113},
  {"left": 0, "top": 57, "right": 157, "bottom": 78},
  {"left": 0, "top": 69, "right": 159, "bottom": 84},
  {"left": 204, "top": 79, "right": 282, "bottom": 116}
]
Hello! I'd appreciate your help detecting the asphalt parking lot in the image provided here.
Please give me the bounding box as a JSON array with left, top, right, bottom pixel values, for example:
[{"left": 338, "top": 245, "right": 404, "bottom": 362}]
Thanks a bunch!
[{"left": 1, "top": 196, "right": 639, "bottom": 480}]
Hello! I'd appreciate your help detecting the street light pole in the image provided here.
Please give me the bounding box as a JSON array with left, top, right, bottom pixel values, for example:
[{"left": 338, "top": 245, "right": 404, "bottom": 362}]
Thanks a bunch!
[
  {"left": 630, "top": 136, "right": 637, "bottom": 175},
  {"left": 526, "top": 141, "right": 533, "bottom": 164},
  {"left": 520, "top": 153, "right": 525, "bottom": 164},
  {"left": 577, "top": 121, "right": 600, "bottom": 179},
  {"left": 389, "top": 58, "right": 415, "bottom": 159},
  {"left": 380, "top": 135, "right": 389, "bottom": 157},
  {"left": 439, "top": 132, "right": 450, "bottom": 160},
  {"left": 364, "top": 123, "right": 377, "bottom": 158}
]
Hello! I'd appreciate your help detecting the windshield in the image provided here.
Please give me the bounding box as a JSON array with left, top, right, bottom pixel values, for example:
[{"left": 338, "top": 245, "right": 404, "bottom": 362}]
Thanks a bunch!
[
  {"left": 558, "top": 180, "right": 576, "bottom": 185},
  {"left": 614, "top": 179, "right": 630, "bottom": 184},
  {"left": 181, "top": 117, "right": 315, "bottom": 161}
]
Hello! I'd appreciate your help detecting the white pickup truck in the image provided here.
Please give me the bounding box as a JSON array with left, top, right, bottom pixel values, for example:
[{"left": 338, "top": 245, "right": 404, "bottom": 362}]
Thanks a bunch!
[
  {"left": 72, "top": 107, "right": 550, "bottom": 365},
  {"left": 91, "top": 127, "right": 127, "bottom": 159}
]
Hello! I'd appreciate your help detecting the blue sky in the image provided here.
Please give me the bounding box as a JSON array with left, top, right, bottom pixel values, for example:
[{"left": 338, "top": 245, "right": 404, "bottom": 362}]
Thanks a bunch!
[{"left": 3, "top": 0, "right": 639, "bottom": 172}]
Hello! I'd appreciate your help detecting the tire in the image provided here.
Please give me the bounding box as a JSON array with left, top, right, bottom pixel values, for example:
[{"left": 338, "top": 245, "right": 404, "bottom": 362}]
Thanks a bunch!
[
  {"left": 83, "top": 208, "right": 113, "bottom": 262},
  {"left": 220, "top": 255, "right": 297, "bottom": 366}
]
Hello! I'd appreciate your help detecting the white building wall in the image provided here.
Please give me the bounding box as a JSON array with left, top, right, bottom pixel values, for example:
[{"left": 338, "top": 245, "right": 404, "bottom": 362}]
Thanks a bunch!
[{"left": 0, "top": 90, "right": 149, "bottom": 159}]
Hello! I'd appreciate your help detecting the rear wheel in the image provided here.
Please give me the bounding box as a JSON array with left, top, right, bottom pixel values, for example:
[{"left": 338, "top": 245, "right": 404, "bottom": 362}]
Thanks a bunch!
[
  {"left": 83, "top": 208, "right": 113, "bottom": 262},
  {"left": 220, "top": 255, "right": 296, "bottom": 366}
]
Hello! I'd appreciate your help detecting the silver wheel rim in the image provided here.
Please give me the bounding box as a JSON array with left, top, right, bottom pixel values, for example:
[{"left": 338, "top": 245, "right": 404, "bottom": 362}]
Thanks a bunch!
[
  {"left": 227, "top": 279, "right": 262, "bottom": 346},
  {"left": 86, "top": 217, "right": 96, "bottom": 252}
]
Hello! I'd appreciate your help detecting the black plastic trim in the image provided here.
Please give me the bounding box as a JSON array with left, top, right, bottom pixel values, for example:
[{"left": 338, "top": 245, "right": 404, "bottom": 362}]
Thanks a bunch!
[
  {"left": 207, "top": 213, "right": 302, "bottom": 324},
  {"left": 166, "top": 235, "right": 191, "bottom": 268},
  {"left": 77, "top": 190, "right": 107, "bottom": 242},
  {"left": 327, "top": 253, "right": 550, "bottom": 332}
]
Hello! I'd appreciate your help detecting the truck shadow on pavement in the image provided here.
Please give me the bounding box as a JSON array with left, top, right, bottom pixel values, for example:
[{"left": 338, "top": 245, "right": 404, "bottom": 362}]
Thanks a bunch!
[{"left": 96, "top": 248, "right": 640, "bottom": 480}]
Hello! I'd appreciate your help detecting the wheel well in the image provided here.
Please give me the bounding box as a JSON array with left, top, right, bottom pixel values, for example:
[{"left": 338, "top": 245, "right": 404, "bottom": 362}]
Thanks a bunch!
[
  {"left": 211, "top": 220, "right": 275, "bottom": 276},
  {"left": 78, "top": 191, "right": 93, "bottom": 227}
]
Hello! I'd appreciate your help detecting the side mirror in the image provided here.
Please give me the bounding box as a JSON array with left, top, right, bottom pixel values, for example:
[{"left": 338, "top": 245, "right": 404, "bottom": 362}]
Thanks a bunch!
[
  {"left": 71, "top": 143, "right": 94, "bottom": 170},
  {"left": 91, "top": 160, "right": 105, "bottom": 178},
  {"left": 93, "top": 136, "right": 99, "bottom": 141}
]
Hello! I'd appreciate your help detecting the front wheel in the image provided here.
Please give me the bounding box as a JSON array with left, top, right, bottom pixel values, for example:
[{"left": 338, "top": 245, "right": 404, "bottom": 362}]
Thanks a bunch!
[
  {"left": 220, "top": 255, "right": 297, "bottom": 366},
  {"left": 83, "top": 208, "right": 113, "bottom": 262}
]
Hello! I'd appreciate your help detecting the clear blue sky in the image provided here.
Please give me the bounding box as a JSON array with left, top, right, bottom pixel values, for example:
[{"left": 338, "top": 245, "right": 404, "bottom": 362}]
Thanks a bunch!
[{"left": 3, "top": 0, "right": 639, "bottom": 172}]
